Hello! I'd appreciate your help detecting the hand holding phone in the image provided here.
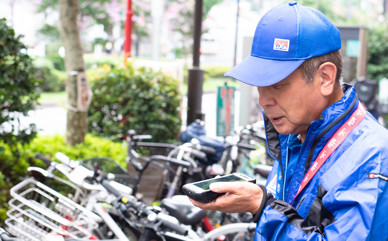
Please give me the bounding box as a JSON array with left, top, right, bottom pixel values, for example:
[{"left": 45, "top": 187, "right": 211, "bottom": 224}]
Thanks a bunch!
[{"left": 182, "top": 173, "right": 256, "bottom": 203}]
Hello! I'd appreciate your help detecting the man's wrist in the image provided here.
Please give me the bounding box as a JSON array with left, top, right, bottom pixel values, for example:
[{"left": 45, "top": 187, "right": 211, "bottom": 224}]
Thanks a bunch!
[{"left": 252, "top": 185, "right": 275, "bottom": 223}]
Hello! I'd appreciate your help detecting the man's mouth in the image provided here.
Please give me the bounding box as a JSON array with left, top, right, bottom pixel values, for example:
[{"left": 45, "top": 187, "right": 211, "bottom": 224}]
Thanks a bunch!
[{"left": 270, "top": 116, "right": 283, "bottom": 124}]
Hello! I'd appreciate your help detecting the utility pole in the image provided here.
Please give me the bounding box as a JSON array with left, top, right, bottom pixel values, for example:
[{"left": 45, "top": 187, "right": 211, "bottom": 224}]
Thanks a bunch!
[
  {"left": 186, "top": 0, "right": 204, "bottom": 125},
  {"left": 124, "top": 0, "right": 133, "bottom": 64}
]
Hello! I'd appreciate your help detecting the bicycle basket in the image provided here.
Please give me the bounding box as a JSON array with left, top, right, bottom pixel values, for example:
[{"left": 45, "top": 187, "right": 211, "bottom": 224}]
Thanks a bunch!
[{"left": 5, "top": 178, "right": 101, "bottom": 241}]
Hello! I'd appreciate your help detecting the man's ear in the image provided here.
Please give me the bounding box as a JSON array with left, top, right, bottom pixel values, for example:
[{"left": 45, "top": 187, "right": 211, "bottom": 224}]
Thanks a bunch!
[{"left": 317, "top": 62, "right": 337, "bottom": 96}]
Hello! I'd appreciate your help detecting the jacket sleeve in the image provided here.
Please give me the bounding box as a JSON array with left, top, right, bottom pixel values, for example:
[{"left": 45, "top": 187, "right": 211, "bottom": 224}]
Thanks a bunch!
[{"left": 253, "top": 174, "right": 388, "bottom": 241}]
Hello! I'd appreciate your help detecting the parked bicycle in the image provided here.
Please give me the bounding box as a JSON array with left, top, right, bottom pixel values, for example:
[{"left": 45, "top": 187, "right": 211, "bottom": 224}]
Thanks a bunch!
[
  {"left": 6, "top": 152, "right": 133, "bottom": 241},
  {"left": 123, "top": 130, "right": 254, "bottom": 239},
  {"left": 124, "top": 129, "right": 223, "bottom": 200},
  {"left": 5, "top": 152, "right": 255, "bottom": 241},
  {"left": 219, "top": 121, "right": 270, "bottom": 175},
  {"left": 100, "top": 173, "right": 256, "bottom": 241}
]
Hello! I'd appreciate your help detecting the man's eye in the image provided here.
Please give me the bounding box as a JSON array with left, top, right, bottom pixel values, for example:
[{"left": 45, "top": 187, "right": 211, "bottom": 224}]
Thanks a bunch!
[{"left": 272, "top": 85, "right": 281, "bottom": 89}]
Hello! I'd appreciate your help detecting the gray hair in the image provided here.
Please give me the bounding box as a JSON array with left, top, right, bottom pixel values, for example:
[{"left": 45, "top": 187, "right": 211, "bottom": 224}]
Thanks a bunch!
[{"left": 299, "top": 50, "right": 343, "bottom": 84}]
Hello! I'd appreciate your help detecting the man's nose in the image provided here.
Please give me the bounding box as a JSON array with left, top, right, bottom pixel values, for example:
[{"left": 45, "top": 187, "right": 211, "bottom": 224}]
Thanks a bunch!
[{"left": 257, "top": 87, "right": 275, "bottom": 107}]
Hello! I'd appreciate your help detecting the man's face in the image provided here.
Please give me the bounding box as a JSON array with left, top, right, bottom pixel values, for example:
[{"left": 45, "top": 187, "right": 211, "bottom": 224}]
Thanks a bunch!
[{"left": 257, "top": 68, "right": 323, "bottom": 136}]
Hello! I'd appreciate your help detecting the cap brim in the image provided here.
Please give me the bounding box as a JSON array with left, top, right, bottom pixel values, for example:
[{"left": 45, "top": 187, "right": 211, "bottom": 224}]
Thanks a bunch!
[{"left": 225, "top": 56, "right": 305, "bottom": 87}]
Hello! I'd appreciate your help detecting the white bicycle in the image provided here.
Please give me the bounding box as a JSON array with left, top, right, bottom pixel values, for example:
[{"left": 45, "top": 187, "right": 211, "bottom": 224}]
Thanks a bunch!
[{"left": 5, "top": 152, "right": 256, "bottom": 241}]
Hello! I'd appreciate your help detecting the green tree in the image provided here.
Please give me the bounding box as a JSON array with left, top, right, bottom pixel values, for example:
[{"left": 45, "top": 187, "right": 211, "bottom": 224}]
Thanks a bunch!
[
  {"left": 367, "top": 24, "right": 388, "bottom": 125},
  {"left": 166, "top": 0, "right": 222, "bottom": 59},
  {"left": 35, "top": 0, "right": 150, "bottom": 52},
  {"left": 58, "top": 0, "right": 89, "bottom": 145},
  {"left": 36, "top": 0, "right": 122, "bottom": 40},
  {"left": 367, "top": 24, "right": 388, "bottom": 82},
  {"left": 0, "top": 18, "right": 40, "bottom": 221},
  {"left": 0, "top": 18, "right": 40, "bottom": 152},
  {"left": 299, "top": 0, "right": 341, "bottom": 21}
]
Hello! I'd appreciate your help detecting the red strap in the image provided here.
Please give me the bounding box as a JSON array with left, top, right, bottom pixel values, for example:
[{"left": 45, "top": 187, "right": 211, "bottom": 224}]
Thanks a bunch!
[{"left": 294, "top": 103, "right": 366, "bottom": 199}]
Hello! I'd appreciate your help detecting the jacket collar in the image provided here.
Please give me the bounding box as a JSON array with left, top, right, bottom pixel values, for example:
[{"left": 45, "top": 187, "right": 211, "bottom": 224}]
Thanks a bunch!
[{"left": 264, "top": 84, "right": 358, "bottom": 166}]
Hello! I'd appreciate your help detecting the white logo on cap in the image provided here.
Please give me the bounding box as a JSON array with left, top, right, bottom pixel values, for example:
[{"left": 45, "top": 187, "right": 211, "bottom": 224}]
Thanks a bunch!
[{"left": 273, "top": 38, "right": 290, "bottom": 52}]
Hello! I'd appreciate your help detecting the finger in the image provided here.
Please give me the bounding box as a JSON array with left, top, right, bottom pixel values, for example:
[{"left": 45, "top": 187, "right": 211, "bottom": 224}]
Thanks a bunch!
[
  {"left": 188, "top": 197, "right": 217, "bottom": 210},
  {"left": 210, "top": 181, "right": 257, "bottom": 193}
]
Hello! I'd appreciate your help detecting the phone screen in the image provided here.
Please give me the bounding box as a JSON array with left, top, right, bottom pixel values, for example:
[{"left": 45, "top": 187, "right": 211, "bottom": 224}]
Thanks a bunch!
[{"left": 193, "top": 175, "right": 247, "bottom": 190}]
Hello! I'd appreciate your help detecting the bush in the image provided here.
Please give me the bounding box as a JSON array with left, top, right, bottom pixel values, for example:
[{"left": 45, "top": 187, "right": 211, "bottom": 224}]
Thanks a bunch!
[
  {"left": 34, "top": 66, "right": 66, "bottom": 92},
  {"left": 84, "top": 54, "right": 120, "bottom": 69},
  {"left": 46, "top": 54, "right": 65, "bottom": 71},
  {"left": 0, "top": 134, "right": 127, "bottom": 223},
  {"left": 0, "top": 18, "right": 40, "bottom": 151},
  {"left": 87, "top": 63, "right": 182, "bottom": 143},
  {"left": 204, "top": 66, "right": 232, "bottom": 80},
  {"left": 367, "top": 25, "right": 388, "bottom": 82},
  {"left": 33, "top": 57, "right": 67, "bottom": 92}
]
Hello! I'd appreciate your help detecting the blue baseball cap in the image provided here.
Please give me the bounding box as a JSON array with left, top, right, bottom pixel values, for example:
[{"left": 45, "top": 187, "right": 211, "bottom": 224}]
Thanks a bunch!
[{"left": 225, "top": 1, "right": 341, "bottom": 86}]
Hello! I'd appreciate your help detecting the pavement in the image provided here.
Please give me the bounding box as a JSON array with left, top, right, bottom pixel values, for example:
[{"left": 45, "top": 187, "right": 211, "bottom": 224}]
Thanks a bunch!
[{"left": 26, "top": 105, "right": 67, "bottom": 136}]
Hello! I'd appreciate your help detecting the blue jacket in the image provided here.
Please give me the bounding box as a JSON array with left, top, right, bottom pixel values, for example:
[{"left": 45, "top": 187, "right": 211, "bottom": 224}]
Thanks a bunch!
[{"left": 255, "top": 86, "right": 388, "bottom": 240}]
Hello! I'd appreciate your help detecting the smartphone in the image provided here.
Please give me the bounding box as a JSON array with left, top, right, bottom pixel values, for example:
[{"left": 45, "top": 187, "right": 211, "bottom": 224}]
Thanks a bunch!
[{"left": 182, "top": 173, "right": 256, "bottom": 203}]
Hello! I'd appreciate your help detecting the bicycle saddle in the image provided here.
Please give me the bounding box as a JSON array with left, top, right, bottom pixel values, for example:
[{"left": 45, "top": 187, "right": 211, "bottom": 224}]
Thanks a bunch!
[
  {"left": 161, "top": 195, "right": 208, "bottom": 225},
  {"left": 254, "top": 164, "right": 272, "bottom": 179}
]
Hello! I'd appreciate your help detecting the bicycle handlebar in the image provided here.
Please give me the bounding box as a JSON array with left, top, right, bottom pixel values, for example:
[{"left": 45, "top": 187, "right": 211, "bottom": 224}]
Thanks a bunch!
[
  {"left": 157, "top": 214, "right": 189, "bottom": 236},
  {"left": 240, "top": 127, "right": 266, "bottom": 142},
  {"left": 35, "top": 153, "right": 52, "bottom": 166},
  {"left": 101, "top": 179, "right": 122, "bottom": 198},
  {"left": 236, "top": 143, "right": 257, "bottom": 151},
  {"left": 55, "top": 152, "right": 74, "bottom": 167},
  {"left": 101, "top": 179, "right": 189, "bottom": 236},
  {"left": 34, "top": 153, "right": 133, "bottom": 194},
  {"left": 150, "top": 155, "right": 191, "bottom": 168},
  {"left": 127, "top": 129, "right": 153, "bottom": 142},
  {"left": 132, "top": 134, "right": 152, "bottom": 141}
]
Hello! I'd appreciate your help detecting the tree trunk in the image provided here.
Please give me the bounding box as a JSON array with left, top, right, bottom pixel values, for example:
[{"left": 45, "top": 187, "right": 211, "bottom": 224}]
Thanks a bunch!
[{"left": 58, "top": 0, "right": 88, "bottom": 145}]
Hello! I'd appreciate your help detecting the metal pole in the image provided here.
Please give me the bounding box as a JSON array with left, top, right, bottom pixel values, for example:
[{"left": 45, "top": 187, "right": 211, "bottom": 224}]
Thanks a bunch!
[
  {"left": 187, "top": 0, "right": 204, "bottom": 125},
  {"left": 192, "top": 0, "right": 202, "bottom": 67},
  {"left": 124, "top": 0, "right": 133, "bottom": 63}
]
